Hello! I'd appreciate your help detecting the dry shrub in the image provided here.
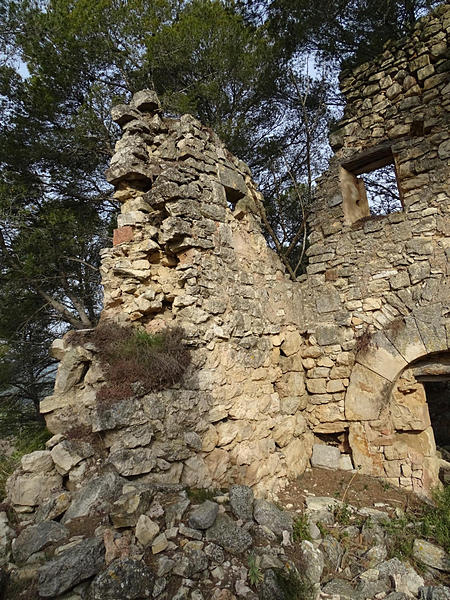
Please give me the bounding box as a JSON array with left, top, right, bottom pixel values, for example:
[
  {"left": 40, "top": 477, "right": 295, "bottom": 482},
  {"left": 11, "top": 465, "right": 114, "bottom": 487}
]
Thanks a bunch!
[{"left": 89, "top": 322, "right": 191, "bottom": 405}]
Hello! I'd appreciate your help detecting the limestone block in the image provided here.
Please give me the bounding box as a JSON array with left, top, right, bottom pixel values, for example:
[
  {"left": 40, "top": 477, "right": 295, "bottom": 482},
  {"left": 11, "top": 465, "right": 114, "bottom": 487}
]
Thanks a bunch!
[
  {"left": 51, "top": 441, "right": 94, "bottom": 475},
  {"left": 355, "top": 331, "right": 407, "bottom": 382},
  {"left": 391, "top": 383, "right": 431, "bottom": 431},
  {"left": 413, "top": 539, "right": 450, "bottom": 572},
  {"left": 414, "top": 304, "right": 448, "bottom": 354},
  {"left": 311, "top": 444, "right": 341, "bottom": 469},
  {"left": 280, "top": 331, "right": 302, "bottom": 356},
  {"left": 217, "top": 165, "right": 247, "bottom": 202},
  {"left": 345, "top": 363, "right": 391, "bottom": 421},
  {"left": 310, "top": 402, "right": 345, "bottom": 424},
  {"left": 316, "top": 287, "right": 341, "bottom": 314},
  {"left": 306, "top": 378, "right": 327, "bottom": 394},
  {"left": 21, "top": 451, "right": 54, "bottom": 473},
  {"left": 397, "top": 427, "right": 436, "bottom": 457},
  {"left": 348, "top": 423, "right": 384, "bottom": 475},
  {"left": 107, "top": 448, "right": 157, "bottom": 477},
  {"left": 283, "top": 435, "right": 313, "bottom": 478},
  {"left": 181, "top": 455, "right": 211, "bottom": 488},
  {"left": 384, "top": 316, "right": 427, "bottom": 363},
  {"left": 130, "top": 89, "right": 161, "bottom": 113},
  {"left": 275, "top": 371, "right": 305, "bottom": 398},
  {"left": 8, "top": 472, "right": 63, "bottom": 507},
  {"left": 135, "top": 515, "right": 160, "bottom": 547}
]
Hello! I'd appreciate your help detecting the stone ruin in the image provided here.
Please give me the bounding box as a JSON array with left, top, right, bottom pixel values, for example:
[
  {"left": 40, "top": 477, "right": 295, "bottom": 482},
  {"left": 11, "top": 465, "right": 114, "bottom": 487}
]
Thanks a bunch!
[{"left": 6, "top": 4, "right": 450, "bottom": 514}]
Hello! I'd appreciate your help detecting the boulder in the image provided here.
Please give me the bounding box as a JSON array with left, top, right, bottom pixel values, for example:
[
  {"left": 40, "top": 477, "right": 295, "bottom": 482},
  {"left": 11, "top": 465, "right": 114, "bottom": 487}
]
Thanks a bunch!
[
  {"left": 206, "top": 514, "right": 252, "bottom": 554},
  {"left": 253, "top": 499, "right": 293, "bottom": 536},
  {"left": 135, "top": 515, "right": 160, "bottom": 547},
  {"left": 21, "top": 451, "right": 54, "bottom": 473},
  {"left": 413, "top": 540, "right": 450, "bottom": 572},
  {"left": 62, "top": 471, "right": 123, "bottom": 524},
  {"left": 8, "top": 471, "right": 63, "bottom": 507},
  {"left": 229, "top": 485, "right": 254, "bottom": 521},
  {"left": 51, "top": 440, "right": 94, "bottom": 475},
  {"left": 12, "top": 521, "right": 68, "bottom": 563},
  {"left": 38, "top": 537, "right": 105, "bottom": 597},
  {"left": 311, "top": 444, "right": 341, "bottom": 469},
  {"left": 89, "top": 558, "right": 155, "bottom": 599},
  {"left": 188, "top": 500, "right": 219, "bottom": 530}
]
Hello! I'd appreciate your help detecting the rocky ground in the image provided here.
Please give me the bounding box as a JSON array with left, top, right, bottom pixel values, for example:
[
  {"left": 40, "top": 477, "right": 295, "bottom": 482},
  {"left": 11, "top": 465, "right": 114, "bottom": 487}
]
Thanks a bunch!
[{"left": 0, "top": 465, "right": 449, "bottom": 600}]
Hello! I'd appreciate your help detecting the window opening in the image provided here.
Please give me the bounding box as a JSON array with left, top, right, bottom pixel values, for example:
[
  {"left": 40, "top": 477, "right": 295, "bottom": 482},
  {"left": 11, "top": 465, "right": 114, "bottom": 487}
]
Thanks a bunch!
[
  {"left": 361, "top": 163, "right": 403, "bottom": 216},
  {"left": 340, "top": 144, "right": 403, "bottom": 225}
]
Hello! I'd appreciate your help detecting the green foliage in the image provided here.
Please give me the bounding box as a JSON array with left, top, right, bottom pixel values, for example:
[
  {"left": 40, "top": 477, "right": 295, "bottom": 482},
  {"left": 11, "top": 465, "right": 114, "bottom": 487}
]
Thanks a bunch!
[
  {"left": 0, "top": 424, "right": 51, "bottom": 500},
  {"left": 186, "top": 487, "right": 220, "bottom": 502},
  {"left": 382, "top": 513, "right": 417, "bottom": 560},
  {"left": 248, "top": 554, "right": 263, "bottom": 586},
  {"left": 266, "top": 0, "right": 442, "bottom": 69},
  {"left": 334, "top": 503, "right": 352, "bottom": 526},
  {"left": 421, "top": 485, "right": 450, "bottom": 553},
  {"left": 293, "top": 514, "right": 312, "bottom": 542},
  {"left": 275, "top": 566, "right": 314, "bottom": 600},
  {"left": 381, "top": 485, "right": 450, "bottom": 560}
]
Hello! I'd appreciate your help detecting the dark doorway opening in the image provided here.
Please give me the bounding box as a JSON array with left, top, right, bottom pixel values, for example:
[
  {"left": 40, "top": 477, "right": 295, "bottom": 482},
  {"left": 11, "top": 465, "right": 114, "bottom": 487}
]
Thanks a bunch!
[{"left": 423, "top": 380, "right": 450, "bottom": 452}]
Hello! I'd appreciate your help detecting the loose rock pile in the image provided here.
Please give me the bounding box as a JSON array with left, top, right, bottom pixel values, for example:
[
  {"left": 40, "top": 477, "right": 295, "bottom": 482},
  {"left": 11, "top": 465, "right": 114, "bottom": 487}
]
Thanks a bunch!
[{"left": 1, "top": 464, "right": 449, "bottom": 599}]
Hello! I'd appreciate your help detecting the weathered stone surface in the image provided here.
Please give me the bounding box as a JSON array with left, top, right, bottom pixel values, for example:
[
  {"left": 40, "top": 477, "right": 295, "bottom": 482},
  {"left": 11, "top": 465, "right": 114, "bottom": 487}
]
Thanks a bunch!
[
  {"left": 8, "top": 471, "right": 63, "bottom": 507},
  {"left": 413, "top": 539, "right": 450, "bottom": 572},
  {"left": 345, "top": 364, "right": 391, "bottom": 421},
  {"left": 229, "top": 485, "right": 254, "bottom": 521},
  {"left": 38, "top": 537, "right": 105, "bottom": 597},
  {"left": 107, "top": 448, "right": 157, "bottom": 476},
  {"left": 206, "top": 514, "right": 252, "bottom": 554},
  {"left": 90, "top": 558, "right": 154, "bottom": 599},
  {"left": 21, "top": 450, "right": 54, "bottom": 473},
  {"left": 62, "top": 471, "right": 123, "bottom": 524},
  {"left": 253, "top": 499, "right": 293, "bottom": 536},
  {"left": 311, "top": 444, "right": 341, "bottom": 470},
  {"left": 12, "top": 521, "right": 68, "bottom": 563},
  {"left": 188, "top": 500, "right": 219, "bottom": 530},
  {"left": 51, "top": 440, "right": 94, "bottom": 475},
  {"left": 135, "top": 515, "right": 160, "bottom": 547},
  {"left": 111, "top": 489, "right": 155, "bottom": 528}
]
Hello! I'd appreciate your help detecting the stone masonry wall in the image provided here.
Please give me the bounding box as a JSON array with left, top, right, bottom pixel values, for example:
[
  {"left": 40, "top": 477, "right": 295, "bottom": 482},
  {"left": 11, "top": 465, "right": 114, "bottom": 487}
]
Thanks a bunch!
[
  {"left": 296, "top": 3, "right": 449, "bottom": 494},
  {"left": 33, "top": 90, "right": 316, "bottom": 506},
  {"left": 9, "top": 5, "right": 449, "bottom": 515}
]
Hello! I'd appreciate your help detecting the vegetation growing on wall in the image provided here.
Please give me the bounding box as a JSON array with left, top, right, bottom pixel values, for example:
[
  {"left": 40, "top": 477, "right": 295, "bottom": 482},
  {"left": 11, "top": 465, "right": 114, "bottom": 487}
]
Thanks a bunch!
[{"left": 72, "top": 322, "right": 191, "bottom": 404}]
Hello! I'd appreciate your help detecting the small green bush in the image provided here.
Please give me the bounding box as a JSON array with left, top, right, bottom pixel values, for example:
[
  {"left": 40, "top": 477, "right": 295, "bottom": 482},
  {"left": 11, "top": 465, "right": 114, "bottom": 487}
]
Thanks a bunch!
[
  {"left": 275, "top": 567, "right": 314, "bottom": 600},
  {"left": 248, "top": 554, "right": 263, "bottom": 586},
  {"left": 75, "top": 322, "right": 191, "bottom": 404},
  {"left": 293, "top": 514, "right": 312, "bottom": 542},
  {"left": 421, "top": 484, "right": 450, "bottom": 553}
]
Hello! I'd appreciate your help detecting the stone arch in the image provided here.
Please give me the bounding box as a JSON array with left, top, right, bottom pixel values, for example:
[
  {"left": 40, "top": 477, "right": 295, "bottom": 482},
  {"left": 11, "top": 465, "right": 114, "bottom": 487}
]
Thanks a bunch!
[{"left": 345, "top": 303, "right": 450, "bottom": 422}]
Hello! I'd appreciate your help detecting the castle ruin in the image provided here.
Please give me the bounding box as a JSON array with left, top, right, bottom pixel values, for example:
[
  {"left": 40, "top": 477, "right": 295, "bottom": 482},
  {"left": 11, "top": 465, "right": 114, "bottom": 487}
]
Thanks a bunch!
[{"left": 7, "top": 4, "right": 450, "bottom": 512}]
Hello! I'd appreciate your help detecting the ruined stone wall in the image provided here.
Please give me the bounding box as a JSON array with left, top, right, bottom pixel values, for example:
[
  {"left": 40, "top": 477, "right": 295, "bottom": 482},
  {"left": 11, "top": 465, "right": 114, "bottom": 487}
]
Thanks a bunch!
[
  {"left": 297, "top": 3, "right": 449, "bottom": 493},
  {"left": 33, "top": 91, "right": 317, "bottom": 505},
  {"left": 10, "top": 5, "right": 449, "bottom": 515}
]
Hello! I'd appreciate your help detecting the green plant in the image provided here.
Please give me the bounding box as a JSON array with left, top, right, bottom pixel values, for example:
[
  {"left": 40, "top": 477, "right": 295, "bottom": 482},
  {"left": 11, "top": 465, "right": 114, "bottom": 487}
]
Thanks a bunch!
[
  {"left": 293, "top": 514, "right": 312, "bottom": 542},
  {"left": 275, "top": 566, "right": 314, "bottom": 600},
  {"left": 334, "top": 503, "right": 352, "bottom": 526},
  {"left": 421, "top": 484, "right": 450, "bottom": 553},
  {"left": 0, "top": 425, "right": 51, "bottom": 500},
  {"left": 72, "top": 322, "right": 191, "bottom": 405},
  {"left": 248, "top": 554, "right": 263, "bottom": 586},
  {"left": 382, "top": 514, "right": 418, "bottom": 560},
  {"left": 186, "top": 488, "right": 218, "bottom": 503}
]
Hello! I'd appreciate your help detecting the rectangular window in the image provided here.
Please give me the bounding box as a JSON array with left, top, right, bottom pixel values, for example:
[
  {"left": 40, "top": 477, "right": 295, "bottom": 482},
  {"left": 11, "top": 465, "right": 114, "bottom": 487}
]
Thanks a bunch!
[{"left": 340, "top": 144, "right": 403, "bottom": 225}]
